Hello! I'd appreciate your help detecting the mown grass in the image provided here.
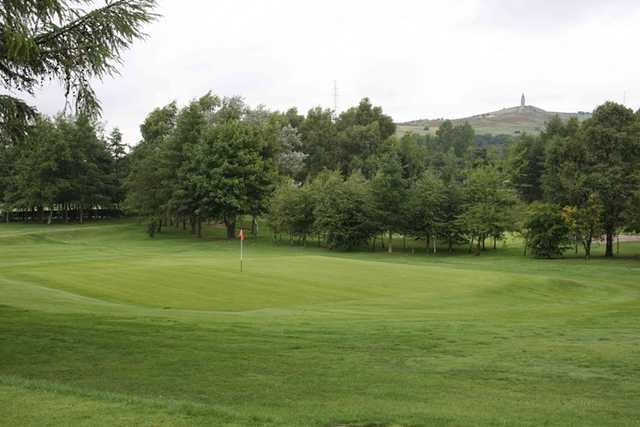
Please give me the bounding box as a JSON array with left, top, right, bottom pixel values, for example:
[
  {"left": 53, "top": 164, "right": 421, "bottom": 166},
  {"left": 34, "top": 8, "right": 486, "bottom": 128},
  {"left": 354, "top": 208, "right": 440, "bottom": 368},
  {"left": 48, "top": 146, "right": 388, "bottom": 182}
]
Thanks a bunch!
[{"left": 1, "top": 221, "right": 639, "bottom": 426}]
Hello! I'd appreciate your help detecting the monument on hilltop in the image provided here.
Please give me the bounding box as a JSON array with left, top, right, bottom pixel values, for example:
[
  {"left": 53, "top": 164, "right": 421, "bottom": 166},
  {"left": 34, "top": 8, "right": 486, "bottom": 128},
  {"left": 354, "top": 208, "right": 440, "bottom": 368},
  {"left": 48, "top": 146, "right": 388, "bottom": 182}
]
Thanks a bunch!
[{"left": 521, "top": 93, "right": 526, "bottom": 107}]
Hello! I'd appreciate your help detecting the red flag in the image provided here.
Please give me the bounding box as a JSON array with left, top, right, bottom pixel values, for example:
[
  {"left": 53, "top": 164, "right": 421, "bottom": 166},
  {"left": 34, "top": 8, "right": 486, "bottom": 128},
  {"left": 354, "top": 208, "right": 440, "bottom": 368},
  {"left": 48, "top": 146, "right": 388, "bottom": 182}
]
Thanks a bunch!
[{"left": 239, "top": 229, "right": 245, "bottom": 241}]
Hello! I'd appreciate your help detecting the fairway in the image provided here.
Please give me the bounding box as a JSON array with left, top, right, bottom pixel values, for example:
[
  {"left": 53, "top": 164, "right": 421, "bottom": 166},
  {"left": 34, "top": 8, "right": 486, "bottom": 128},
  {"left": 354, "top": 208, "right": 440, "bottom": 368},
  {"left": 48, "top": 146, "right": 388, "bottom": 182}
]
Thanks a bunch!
[{"left": 1, "top": 222, "right": 639, "bottom": 426}]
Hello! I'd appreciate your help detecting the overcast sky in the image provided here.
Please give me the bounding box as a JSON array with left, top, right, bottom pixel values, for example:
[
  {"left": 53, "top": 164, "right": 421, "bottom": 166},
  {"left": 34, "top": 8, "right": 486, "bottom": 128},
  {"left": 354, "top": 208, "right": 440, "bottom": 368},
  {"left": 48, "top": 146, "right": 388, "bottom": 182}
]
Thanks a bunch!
[{"left": 28, "top": 0, "right": 640, "bottom": 146}]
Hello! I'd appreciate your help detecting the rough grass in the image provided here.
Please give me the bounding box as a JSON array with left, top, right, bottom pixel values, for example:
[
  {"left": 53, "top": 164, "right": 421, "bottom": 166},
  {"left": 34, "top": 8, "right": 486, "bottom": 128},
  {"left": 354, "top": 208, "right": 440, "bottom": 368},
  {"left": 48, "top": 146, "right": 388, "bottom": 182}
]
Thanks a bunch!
[{"left": 1, "top": 221, "right": 639, "bottom": 426}]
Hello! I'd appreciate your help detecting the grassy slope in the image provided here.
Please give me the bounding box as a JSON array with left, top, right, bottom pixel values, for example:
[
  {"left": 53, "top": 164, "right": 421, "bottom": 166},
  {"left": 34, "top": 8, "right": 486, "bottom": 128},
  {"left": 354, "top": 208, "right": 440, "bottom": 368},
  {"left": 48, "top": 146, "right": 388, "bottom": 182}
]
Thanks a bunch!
[
  {"left": 1, "top": 222, "right": 639, "bottom": 426},
  {"left": 397, "top": 106, "right": 591, "bottom": 137}
]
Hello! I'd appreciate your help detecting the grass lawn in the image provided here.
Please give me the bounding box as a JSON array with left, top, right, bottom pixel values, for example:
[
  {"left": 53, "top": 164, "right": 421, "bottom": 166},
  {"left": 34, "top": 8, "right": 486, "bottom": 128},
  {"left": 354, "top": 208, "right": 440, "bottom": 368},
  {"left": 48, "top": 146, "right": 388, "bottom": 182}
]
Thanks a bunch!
[{"left": 1, "top": 221, "right": 639, "bottom": 426}]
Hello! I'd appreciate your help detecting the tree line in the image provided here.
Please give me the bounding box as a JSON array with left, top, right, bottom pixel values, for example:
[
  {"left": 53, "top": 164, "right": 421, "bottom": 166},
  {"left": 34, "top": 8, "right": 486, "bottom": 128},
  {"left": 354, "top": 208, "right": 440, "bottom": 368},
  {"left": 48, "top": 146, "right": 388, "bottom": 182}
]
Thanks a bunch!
[
  {"left": 263, "top": 100, "right": 640, "bottom": 258},
  {"left": 0, "top": 115, "right": 127, "bottom": 223},
  {"left": 509, "top": 103, "right": 640, "bottom": 257},
  {"left": 2, "top": 92, "right": 639, "bottom": 258},
  {"left": 2, "top": 2, "right": 638, "bottom": 258}
]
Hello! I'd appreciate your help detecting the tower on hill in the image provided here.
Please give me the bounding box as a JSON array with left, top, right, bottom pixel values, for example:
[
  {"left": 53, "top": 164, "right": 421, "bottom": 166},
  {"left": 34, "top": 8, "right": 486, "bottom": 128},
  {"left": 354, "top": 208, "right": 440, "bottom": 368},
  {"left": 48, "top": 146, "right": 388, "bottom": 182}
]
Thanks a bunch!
[{"left": 521, "top": 93, "right": 526, "bottom": 107}]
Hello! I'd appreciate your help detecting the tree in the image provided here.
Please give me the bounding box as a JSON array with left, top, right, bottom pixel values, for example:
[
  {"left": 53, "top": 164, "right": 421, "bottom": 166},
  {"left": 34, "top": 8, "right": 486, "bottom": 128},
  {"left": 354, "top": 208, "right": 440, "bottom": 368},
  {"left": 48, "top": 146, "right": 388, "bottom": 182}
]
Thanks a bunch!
[
  {"left": 524, "top": 203, "right": 571, "bottom": 258},
  {"left": 371, "top": 152, "right": 406, "bottom": 252},
  {"left": 508, "top": 134, "right": 546, "bottom": 202},
  {"left": 108, "top": 127, "right": 127, "bottom": 207},
  {"left": 457, "top": 167, "right": 518, "bottom": 253},
  {"left": 187, "top": 119, "right": 276, "bottom": 239},
  {"left": 299, "top": 107, "right": 337, "bottom": 178},
  {"left": 11, "top": 116, "right": 66, "bottom": 223},
  {"left": 165, "top": 93, "right": 220, "bottom": 235},
  {"left": 0, "top": 0, "right": 157, "bottom": 139},
  {"left": 62, "top": 115, "right": 115, "bottom": 223},
  {"left": 125, "top": 102, "right": 177, "bottom": 229},
  {"left": 267, "top": 181, "right": 315, "bottom": 245},
  {"left": 561, "top": 193, "right": 604, "bottom": 259},
  {"left": 542, "top": 134, "right": 587, "bottom": 207},
  {"left": 406, "top": 171, "right": 446, "bottom": 253},
  {"left": 334, "top": 98, "right": 396, "bottom": 177},
  {"left": 395, "top": 134, "right": 427, "bottom": 181},
  {"left": 8, "top": 114, "right": 116, "bottom": 224},
  {"left": 275, "top": 124, "right": 307, "bottom": 181},
  {"left": 313, "top": 171, "right": 377, "bottom": 250},
  {"left": 436, "top": 120, "right": 474, "bottom": 157},
  {"left": 578, "top": 102, "right": 640, "bottom": 257}
]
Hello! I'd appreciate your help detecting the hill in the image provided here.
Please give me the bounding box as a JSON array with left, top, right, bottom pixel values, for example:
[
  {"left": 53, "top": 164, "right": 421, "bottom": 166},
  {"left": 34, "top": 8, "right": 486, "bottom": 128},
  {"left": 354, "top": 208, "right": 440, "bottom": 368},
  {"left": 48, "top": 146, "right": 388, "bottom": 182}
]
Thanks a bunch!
[{"left": 397, "top": 104, "right": 592, "bottom": 136}]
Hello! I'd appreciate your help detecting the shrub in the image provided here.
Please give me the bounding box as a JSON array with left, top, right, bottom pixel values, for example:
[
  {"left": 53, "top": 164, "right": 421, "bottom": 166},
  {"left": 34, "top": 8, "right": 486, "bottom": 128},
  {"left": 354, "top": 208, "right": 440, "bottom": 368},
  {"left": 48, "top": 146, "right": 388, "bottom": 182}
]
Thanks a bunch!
[{"left": 524, "top": 203, "right": 571, "bottom": 258}]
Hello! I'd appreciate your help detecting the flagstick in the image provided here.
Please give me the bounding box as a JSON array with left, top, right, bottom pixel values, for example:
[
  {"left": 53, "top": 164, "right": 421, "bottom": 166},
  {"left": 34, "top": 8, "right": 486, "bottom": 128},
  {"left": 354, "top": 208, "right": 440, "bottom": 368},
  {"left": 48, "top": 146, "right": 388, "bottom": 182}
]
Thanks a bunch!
[{"left": 240, "top": 230, "right": 243, "bottom": 273}]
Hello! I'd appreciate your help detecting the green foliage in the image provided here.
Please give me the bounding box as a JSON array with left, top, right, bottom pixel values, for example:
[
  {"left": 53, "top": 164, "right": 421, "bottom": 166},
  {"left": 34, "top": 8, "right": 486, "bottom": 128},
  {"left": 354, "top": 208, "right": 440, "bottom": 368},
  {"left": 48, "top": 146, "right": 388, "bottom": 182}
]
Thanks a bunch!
[
  {"left": 579, "top": 102, "right": 640, "bottom": 256},
  {"left": 298, "top": 107, "right": 336, "bottom": 177},
  {"left": 187, "top": 119, "right": 276, "bottom": 237},
  {"left": 406, "top": 170, "right": 446, "bottom": 246},
  {"left": 370, "top": 151, "right": 406, "bottom": 251},
  {"left": 508, "top": 133, "right": 546, "bottom": 202},
  {"left": 267, "top": 181, "right": 315, "bottom": 243},
  {"left": 525, "top": 203, "right": 572, "bottom": 258},
  {"left": 126, "top": 93, "right": 277, "bottom": 238},
  {"left": 562, "top": 193, "right": 604, "bottom": 258},
  {"left": 394, "top": 134, "right": 427, "bottom": 181},
  {"left": 0, "top": 0, "right": 157, "bottom": 139},
  {"left": 275, "top": 124, "right": 306, "bottom": 181},
  {"left": 312, "top": 171, "right": 377, "bottom": 250},
  {"left": 457, "top": 166, "right": 519, "bottom": 252},
  {"left": 125, "top": 102, "right": 177, "bottom": 222},
  {"left": 1, "top": 114, "right": 117, "bottom": 223},
  {"left": 436, "top": 120, "right": 475, "bottom": 157}
]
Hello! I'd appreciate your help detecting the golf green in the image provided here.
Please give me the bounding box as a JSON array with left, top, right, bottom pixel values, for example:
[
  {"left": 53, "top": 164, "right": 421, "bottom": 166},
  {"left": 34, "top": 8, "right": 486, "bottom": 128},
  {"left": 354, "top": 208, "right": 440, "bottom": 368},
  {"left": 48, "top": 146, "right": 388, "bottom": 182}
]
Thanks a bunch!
[{"left": 1, "top": 222, "right": 639, "bottom": 426}]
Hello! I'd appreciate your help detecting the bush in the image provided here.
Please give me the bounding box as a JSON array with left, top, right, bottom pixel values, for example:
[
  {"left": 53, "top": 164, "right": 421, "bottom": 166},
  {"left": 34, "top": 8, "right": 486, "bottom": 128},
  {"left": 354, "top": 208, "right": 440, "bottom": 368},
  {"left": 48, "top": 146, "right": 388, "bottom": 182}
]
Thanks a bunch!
[{"left": 524, "top": 203, "right": 571, "bottom": 258}]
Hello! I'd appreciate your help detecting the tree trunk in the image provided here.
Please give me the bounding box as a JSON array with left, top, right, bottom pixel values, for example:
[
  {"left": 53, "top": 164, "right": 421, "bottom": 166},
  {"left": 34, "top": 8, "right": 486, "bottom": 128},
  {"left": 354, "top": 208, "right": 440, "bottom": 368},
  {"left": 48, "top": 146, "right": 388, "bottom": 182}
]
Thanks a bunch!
[
  {"left": 388, "top": 230, "right": 393, "bottom": 253},
  {"left": 584, "top": 239, "right": 591, "bottom": 260},
  {"left": 493, "top": 237, "right": 497, "bottom": 250},
  {"left": 79, "top": 206, "right": 84, "bottom": 224},
  {"left": 47, "top": 209, "right": 53, "bottom": 225},
  {"left": 158, "top": 219, "right": 163, "bottom": 233},
  {"left": 251, "top": 215, "right": 258, "bottom": 236},
  {"left": 197, "top": 218, "right": 202, "bottom": 238},
  {"left": 225, "top": 218, "right": 236, "bottom": 240},
  {"left": 605, "top": 230, "right": 614, "bottom": 257}
]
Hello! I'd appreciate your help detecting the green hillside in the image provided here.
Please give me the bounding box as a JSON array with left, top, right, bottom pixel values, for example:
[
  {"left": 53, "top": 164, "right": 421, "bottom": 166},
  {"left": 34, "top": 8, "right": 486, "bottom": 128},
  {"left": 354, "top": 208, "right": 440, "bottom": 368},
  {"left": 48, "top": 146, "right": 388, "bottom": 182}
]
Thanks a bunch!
[
  {"left": 1, "top": 222, "right": 640, "bottom": 426},
  {"left": 398, "top": 105, "right": 592, "bottom": 136}
]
